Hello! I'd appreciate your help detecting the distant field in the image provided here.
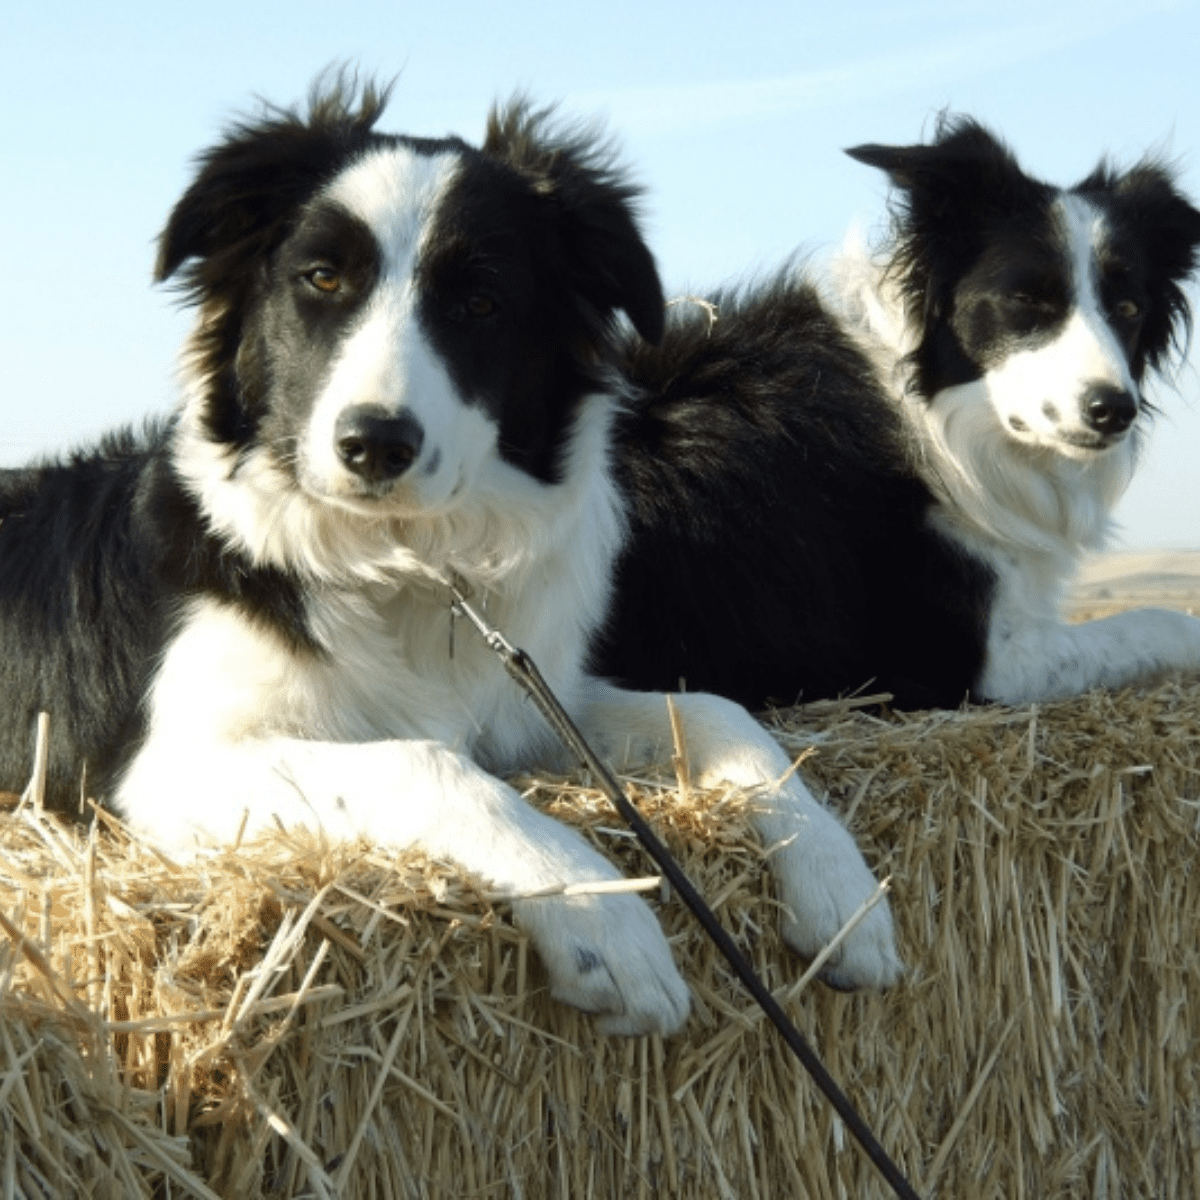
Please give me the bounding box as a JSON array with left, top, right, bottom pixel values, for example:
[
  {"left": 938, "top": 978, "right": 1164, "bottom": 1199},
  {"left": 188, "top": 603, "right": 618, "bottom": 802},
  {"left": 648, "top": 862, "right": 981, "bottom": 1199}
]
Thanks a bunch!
[{"left": 1068, "top": 549, "right": 1200, "bottom": 621}]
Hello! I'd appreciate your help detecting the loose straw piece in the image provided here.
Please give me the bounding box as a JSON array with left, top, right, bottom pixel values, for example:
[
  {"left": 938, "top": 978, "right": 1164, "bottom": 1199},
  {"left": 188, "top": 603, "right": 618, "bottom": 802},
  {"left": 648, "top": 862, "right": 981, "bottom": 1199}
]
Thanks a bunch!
[
  {"left": 481, "top": 876, "right": 662, "bottom": 903},
  {"left": 666, "top": 694, "right": 693, "bottom": 801},
  {"left": 17, "top": 712, "right": 50, "bottom": 816},
  {"left": 781, "top": 876, "right": 894, "bottom": 1004}
]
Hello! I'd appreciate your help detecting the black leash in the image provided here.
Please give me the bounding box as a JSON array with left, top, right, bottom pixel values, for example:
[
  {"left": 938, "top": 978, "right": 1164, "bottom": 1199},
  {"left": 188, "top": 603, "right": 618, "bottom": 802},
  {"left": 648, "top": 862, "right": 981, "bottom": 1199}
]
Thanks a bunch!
[{"left": 447, "top": 580, "right": 922, "bottom": 1200}]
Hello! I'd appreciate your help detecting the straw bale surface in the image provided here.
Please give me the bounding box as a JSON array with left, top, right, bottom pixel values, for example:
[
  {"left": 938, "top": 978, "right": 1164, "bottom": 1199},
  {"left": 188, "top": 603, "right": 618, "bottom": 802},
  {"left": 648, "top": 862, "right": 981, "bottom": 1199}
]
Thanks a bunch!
[{"left": 3, "top": 675, "right": 1200, "bottom": 1198}]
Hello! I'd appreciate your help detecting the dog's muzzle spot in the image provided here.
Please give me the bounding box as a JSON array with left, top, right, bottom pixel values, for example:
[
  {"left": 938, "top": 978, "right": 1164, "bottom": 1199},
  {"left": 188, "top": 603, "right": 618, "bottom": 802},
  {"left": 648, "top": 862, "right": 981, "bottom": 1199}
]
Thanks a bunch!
[
  {"left": 335, "top": 405, "right": 425, "bottom": 485},
  {"left": 1041, "top": 401, "right": 1060, "bottom": 423},
  {"left": 1008, "top": 415, "right": 1030, "bottom": 433},
  {"left": 1081, "top": 384, "right": 1137, "bottom": 437}
]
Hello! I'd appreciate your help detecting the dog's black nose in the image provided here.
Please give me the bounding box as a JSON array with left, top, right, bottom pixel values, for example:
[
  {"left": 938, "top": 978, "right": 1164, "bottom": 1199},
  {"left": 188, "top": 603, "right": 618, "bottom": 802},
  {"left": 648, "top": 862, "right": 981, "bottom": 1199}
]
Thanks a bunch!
[
  {"left": 1081, "top": 384, "right": 1137, "bottom": 436},
  {"left": 334, "top": 406, "right": 425, "bottom": 483}
]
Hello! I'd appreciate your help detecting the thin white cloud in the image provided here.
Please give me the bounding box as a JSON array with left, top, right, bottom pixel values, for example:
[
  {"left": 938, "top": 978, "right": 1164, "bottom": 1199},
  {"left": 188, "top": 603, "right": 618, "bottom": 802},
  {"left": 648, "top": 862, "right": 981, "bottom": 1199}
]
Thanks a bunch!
[{"left": 575, "top": 0, "right": 1186, "bottom": 136}]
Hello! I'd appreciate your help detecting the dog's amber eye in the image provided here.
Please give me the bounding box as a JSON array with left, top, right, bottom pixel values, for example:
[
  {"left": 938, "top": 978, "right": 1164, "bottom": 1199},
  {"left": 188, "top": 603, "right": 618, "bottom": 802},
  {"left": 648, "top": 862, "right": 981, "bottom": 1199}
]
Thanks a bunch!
[
  {"left": 1114, "top": 298, "right": 1141, "bottom": 320},
  {"left": 466, "top": 294, "right": 496, "bottom": 318},
  {"left": 307, "top": 267, "right": 341, "bottom": 294}
]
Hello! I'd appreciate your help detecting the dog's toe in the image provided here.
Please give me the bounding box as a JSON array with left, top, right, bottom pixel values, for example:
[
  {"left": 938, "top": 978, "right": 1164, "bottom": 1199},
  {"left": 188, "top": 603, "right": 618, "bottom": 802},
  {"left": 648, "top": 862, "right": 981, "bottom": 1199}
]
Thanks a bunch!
[
  {"left": 782, "top": 902, "right": 903, "bottom": 991},
  {"left": 515, "top": 892, "right": 690, "bottom": 1035},
  {"left": 773, "top": 832, "right": 903, "bottom": 992}
]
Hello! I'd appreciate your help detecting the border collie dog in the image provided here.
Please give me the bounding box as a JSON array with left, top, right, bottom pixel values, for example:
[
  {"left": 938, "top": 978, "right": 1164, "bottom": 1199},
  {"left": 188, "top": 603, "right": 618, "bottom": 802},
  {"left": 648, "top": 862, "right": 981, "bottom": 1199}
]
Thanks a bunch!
[
  {"left": 0, "top": 80, "right": 899, "bottom": 1034},
  {"left": 597, "top": 117, "right": 1200, "bottom": 711}
]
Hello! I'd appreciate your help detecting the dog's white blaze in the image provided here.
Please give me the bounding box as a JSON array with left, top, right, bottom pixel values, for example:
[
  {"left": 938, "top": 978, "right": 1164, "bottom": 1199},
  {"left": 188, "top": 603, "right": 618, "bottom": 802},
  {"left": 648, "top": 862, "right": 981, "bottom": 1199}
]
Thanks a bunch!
[
  {"left": 302, "top": 287, "right": 497, "bottom": 512},
  {"left": 327, "top": 146, "right": 460, "bottom": 253},
  {"left": 303, "top": 149, "right": 478, "bottom": 507},
  {"left": 984, "top": 194, "right": 1138, "bottom": 449},
  {"left": 1059, "top": 193, "right": 1140, "bottom": 396}
]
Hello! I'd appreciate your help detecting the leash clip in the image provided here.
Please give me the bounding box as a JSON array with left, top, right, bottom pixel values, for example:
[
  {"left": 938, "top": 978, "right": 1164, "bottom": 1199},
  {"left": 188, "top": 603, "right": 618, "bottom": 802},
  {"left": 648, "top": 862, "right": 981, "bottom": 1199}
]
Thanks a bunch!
[
  {"left": 446, "top": 573, "right": 471, "bottom": 659},
  {"left": 446, "top": 571, "right": 496, "bottom": 660}
]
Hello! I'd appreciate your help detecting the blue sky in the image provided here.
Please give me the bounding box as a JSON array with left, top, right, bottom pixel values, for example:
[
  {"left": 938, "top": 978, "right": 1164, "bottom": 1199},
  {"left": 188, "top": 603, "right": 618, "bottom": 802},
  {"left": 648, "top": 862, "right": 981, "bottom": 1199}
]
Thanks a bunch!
[{"left": 4, "top": 0, "right": 1199, "bottom": 548}]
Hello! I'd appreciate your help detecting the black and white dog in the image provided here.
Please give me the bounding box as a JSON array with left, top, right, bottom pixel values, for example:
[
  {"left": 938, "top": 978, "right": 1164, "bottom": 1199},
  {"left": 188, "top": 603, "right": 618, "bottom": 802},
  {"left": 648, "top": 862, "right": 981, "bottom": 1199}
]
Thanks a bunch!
[
  {"left": 597, "top": 116, "right": 1200, "bottom": 711},
  {"left": 0, "top": 80, "right": 900, "bottom": 1034}
]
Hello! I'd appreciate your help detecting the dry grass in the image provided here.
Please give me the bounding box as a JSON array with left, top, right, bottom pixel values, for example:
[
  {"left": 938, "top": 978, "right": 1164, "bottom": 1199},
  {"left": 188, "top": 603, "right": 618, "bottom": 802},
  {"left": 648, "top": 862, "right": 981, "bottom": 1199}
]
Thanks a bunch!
[{"left": 3, "top": 675, "right": 1200, "bottom": 1198}]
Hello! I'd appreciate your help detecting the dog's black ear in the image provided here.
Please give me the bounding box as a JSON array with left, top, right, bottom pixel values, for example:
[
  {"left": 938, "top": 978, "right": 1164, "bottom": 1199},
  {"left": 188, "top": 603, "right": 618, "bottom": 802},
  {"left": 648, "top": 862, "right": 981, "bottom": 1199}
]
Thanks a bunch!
[
  {"left": 1087, "top": 161, "right": 1200, "bottom": 370},
  {"left": 1108, "top": 162, "right": 1200, "bottom": 283},
  {"left": 847, "top": 115, "right": 1041, "bottom": 222},
  {"left": 156, "top": 72, "right": 391, "bottom": 293},
  {"left": 484, "top": 100, "right": 665, "bottom": 345},
  {"left": 845, "top": 140, "right": 925, "bottom": 187}
]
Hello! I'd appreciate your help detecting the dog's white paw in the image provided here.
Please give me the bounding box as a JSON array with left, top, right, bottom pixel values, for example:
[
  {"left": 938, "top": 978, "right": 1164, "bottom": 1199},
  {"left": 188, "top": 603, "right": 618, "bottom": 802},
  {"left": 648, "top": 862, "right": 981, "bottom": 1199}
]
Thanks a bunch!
[
  {"left": 513, "top": 891, "right": 690, "bottom": 1035},
  {"left": 770, "top": 810, "right": 902, "bottom": 991}
]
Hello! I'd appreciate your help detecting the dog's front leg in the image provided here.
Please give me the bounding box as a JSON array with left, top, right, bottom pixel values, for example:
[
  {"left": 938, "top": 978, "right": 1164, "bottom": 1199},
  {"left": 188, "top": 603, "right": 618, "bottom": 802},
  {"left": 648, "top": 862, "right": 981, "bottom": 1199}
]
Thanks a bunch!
[
  {"left": 575, "top": 682, "right": 902, "bottom": 990},
  {"left": 979, "top": 606, "right": 1200, "bottom": 703},
  {"left": 116, "top": 736, "right": 690, "bottom": 1034}
]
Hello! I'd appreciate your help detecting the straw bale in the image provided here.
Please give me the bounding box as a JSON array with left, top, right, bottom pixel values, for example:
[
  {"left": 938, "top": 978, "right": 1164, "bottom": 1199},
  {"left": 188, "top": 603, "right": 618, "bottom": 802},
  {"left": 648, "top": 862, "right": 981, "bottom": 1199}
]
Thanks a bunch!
[{"left": 3, "top": 676, "right": 1200, "bottom": 1198}]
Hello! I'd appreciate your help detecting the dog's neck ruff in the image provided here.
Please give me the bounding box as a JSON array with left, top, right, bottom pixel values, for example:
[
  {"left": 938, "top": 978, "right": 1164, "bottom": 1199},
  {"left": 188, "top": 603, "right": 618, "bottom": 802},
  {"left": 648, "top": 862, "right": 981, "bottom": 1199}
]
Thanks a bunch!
[
  {"left": 171, "top": 358, "right": 629, "bottom": 607},
  {"left": 827, "top": 243, "right": 1138, "bottom": 566}
]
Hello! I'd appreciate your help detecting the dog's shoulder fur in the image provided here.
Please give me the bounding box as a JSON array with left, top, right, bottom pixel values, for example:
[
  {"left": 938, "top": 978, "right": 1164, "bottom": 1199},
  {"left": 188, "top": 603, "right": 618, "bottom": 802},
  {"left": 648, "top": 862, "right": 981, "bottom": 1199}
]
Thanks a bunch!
[{"left": 603, "top": 275, "right": 993, "bottom": 708}]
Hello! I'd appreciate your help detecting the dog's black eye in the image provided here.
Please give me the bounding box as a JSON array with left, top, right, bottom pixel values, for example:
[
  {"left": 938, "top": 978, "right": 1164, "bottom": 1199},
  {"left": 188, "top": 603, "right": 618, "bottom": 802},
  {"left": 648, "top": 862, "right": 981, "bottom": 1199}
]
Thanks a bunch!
[
  {"left": 1113, "top": 298, "right": 1141, "bottom": 321},
  {"left": 465, "top": 294, "right": 497, "bottom": 319},
  {"left": 305, "top": 267, "right": 342, "bottom": 295}
]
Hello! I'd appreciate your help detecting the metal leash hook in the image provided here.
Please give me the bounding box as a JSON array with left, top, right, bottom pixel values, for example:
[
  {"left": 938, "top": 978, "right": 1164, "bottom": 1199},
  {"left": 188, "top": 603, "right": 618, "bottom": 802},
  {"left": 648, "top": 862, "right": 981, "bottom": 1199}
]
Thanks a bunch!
[{"left": 445, "top": 574, "right": 922, "bottom": 1200}]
